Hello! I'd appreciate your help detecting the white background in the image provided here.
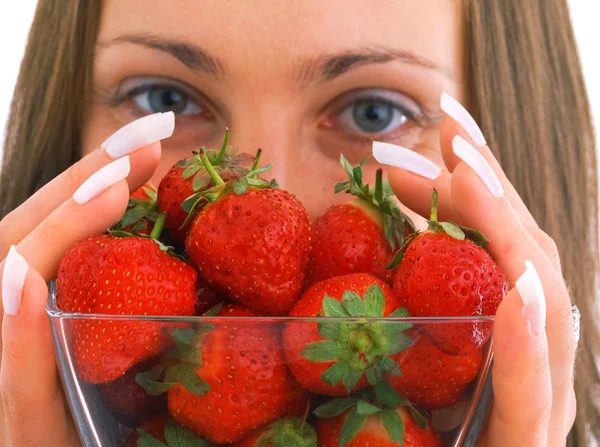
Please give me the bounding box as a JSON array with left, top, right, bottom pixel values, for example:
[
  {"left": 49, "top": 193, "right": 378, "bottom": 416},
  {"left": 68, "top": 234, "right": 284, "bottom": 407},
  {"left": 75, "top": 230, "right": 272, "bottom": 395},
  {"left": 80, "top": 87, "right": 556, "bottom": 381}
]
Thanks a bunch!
[{"left": 0, "top": 1, "right": 598, "bottom": 158}]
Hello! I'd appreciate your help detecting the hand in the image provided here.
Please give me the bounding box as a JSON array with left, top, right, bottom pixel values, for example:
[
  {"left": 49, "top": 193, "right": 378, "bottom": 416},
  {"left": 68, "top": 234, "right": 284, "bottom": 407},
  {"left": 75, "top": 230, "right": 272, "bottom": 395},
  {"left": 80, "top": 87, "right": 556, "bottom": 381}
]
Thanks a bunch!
[
  {"left": 0, "top": 112, "right": 172, "bottom": 446},
  {"left": 375, "top": 93, "right": 576, "bottom": 446}
]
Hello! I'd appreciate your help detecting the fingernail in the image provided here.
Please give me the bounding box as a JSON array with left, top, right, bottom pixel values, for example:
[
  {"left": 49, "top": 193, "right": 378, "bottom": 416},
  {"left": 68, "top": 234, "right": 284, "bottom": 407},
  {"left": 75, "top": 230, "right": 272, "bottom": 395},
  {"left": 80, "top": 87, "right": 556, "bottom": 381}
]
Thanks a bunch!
[
  {"left": 452, "top": 136, "right": 504, "bottom": 197},
  {"left": 2, "top": 246, "right": 29, "bottom": 316},
  {"left": 102, "top": 112, "right": 175, "bottom": 158},
  {"left": 440, "top": 92, "right": 487, "bottom": 147},
  {"left": 372, "top": 141, "right": 441, "bottom": 180},
  {"left": 515, "top": 260, "right": 547, "bottom": 335},
  {"left": 73, "top": 156, "right": 131, "bottom": 205}
]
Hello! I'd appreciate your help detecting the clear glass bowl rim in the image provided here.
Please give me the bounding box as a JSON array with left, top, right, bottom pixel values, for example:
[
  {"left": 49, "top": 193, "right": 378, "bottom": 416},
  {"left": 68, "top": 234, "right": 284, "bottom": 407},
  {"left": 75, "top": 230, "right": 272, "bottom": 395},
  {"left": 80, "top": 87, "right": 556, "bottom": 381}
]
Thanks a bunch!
[{"left": 46, "top": 282, "right": 495, "bottom": 324}]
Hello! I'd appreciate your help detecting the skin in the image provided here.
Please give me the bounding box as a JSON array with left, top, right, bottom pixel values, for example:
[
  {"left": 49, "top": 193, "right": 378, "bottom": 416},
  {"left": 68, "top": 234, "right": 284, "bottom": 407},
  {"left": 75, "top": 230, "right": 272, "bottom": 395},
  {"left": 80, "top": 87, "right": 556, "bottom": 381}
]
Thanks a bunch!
[{"left": 0, "top": 1, "right": 576, "bottom": 446}]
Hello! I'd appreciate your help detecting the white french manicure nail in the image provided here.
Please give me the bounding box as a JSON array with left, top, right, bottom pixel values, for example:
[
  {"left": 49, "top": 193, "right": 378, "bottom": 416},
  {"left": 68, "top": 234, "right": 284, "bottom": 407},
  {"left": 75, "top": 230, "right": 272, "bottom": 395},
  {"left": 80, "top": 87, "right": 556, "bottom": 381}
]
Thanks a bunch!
[
  {"left": 441, "top": 92, "right": 487, "bottom": 147},
  {"left": 372, "top": 141, "right": 441, "bottom": 180},
  {"left": 2, "top": 246, "right": 29, "bottom": 316},
  {"left": 102, "top": 112, "right": 175, "bottom": 158},
  {"left": 515, "top": 260, "right": 547, "bottom": 335},
  {"left": 73, "top": 156, "right": 131, "bottom": 205},
  {"left": 452, "top": 136, "right": 504, "bottom": 197}
]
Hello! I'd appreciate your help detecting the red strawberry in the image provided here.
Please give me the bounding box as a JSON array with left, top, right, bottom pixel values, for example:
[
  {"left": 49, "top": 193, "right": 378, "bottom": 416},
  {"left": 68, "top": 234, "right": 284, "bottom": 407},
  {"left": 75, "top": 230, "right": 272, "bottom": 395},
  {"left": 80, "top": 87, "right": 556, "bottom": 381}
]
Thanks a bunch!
[
  {"left": 314, "top": 385, "right": 442, "bottom": 447},
  {"left": 114, "top": 182, "right": 159, "bottom": 235},
  {"left": 123, "top": 414, "right": 214, "bottom": 447},
  {"left": 138, "top": 303, "right": 309, "bottom": 443},
  {"left": 234, "top": 417, "right": 317, "bottom": 447},
  {"left": 391, "top": 190, "right": 508, "bottom": 355},
  {"left": 389, "top": 334, "right": 483, "bottom": 410},
  {"left": 98, "top": 357, "right": 166, "bottom": 426},
  {"left": 57, "top": 219, "right": 197, "bottom": 383},
  {"left": 305, "top": 158, "right": 413, "bottom": 287},
  {"left": 184, "top": 151, "right": 310, "bottom": 316},
  {"left": 283, "top": 273, "right": 411, "bottom": 396},
  {"left": 157, "top": 131, "right": 254, "bottom": 245}
]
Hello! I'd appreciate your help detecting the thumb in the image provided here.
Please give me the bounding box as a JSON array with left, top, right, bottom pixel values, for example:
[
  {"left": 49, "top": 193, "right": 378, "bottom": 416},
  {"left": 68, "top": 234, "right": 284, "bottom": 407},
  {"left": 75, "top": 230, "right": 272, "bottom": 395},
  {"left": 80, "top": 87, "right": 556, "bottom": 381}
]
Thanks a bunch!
[
  {"left": 0, "top": 247, "right": 76, "bottom": 446},
  {"left": 488, "top": 260, "right": 551, "bottom": 447}
]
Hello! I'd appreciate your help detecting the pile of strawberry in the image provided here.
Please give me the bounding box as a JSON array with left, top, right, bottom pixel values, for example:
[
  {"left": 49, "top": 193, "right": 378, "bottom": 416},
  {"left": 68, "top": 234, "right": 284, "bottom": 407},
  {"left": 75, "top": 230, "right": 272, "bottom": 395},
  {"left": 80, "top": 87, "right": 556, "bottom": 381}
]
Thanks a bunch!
[{"left": 56, "top": 133, "right": 508, "bottom": 447}]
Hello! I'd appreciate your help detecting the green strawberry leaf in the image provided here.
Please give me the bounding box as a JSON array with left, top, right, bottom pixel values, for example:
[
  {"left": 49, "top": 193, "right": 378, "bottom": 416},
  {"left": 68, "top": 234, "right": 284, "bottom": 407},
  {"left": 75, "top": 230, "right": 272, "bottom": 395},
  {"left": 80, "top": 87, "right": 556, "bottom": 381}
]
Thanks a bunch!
[
  {"left": 385, "top": 232, "right": 420, "bottom": 270},
  {"left": 439, "top": 222, "right": 465, "bottom": 240},
  {"left": 339, "top": 407, "right": 367, "bottom": 447},
  {"left": 246, "top": 164, "right": 273, "bottom": 178},
  {"left": 379, "top": 410, "right": 405, "bottom": 446},
  {"left": 192, "top": 171, "right": 210, "bottom": 191},
  {"left": 322, "top": 295, "right": 351, "bottom": 317},
  {"left": 137, "top": 429, "right": 168, "bottom": 447},
  {"left": 388, "top": 307, "right": 410, "bottom": 318},
  {"left": 164, "top": 417, "right": 214, "bottom": 447},
  {"left": 461, "top": 226, "right": 489, "bottom": 247},
  {"left": 342, "top": 367, "right": 364, "bottom": 393},
  {"left": 301, "top": 340, "right": 342, "bottom": 362},
  {"left": 182, "top": 161, "right": 203, "bottom": 180},
  {"left": 321, "top": 360, "right": 351, "bottom": 386},
  {"left": 373, "top": 382, "right": 409, "bottom": 409},
  {"left": 362, "top": 285, "right": 385, "bottom": 318},
  {"left": 135, "top": 366, "right": 177, "bottom": 396},
  {"left": 334, "top": 156, "right": 415, "bottom": 251},
  {"left": 203, "top": 302, "right": 224, "bottom": 317},
  {"left": 314, "top": 398, "right": 358, "bottom": 418},
  {"left": 233, "top": 177, "right": 249, "bottom": 195},
  {"left": 356, "top": 401, "right": 381, "bottom": 415},
  {"left": 385, "top": 333, "right": 413, "bottom": 356},
  {"left": 408, "top": 407, "right": 429, "bottom": 430},
  {"left": 318, "top": 322, "right": 341, "bottom": 340},
  {"left": 172, "top": 328, "right": 195, "bottom": 346},
  {"left": 377, "top": 356, "right": 403, "bottom": 376},
  {"left": 179, "top": 364, "right": 210, "bottom": 396},
  {"left": 341, "top": 291, "right": 364, "bottom": 317}
]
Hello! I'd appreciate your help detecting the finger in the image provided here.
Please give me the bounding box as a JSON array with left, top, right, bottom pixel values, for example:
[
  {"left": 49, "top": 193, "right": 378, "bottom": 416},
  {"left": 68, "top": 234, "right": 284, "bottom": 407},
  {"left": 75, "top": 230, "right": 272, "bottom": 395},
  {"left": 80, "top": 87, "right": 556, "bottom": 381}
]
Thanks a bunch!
[
  {"left": 439, "top": 93, "right": 552, "bottom": 249},
  {"left": 489, "top": 262, "right": 551, "bottom": 447},
  {"left": 450, "top": 140, "right": 575, "bottom": 441},
  {"left": 0, "top": 248, "right": 77, "bottom": 446},
  {"left": 0, "top": 112, "right": 173, "bottom": 258},
  {"left": 373, "top": 141, "right": 456, "bottom": 222},
  {"left": 15, "top": 157, "right": 132, "bottom": 281}
]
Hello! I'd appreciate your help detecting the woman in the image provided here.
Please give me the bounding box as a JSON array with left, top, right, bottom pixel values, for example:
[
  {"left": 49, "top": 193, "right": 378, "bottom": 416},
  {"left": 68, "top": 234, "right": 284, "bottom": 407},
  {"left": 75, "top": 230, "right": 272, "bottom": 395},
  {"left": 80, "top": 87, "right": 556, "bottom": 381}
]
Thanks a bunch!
[{"left": 0, "top": 0, "right": 597, "bottom": 445}]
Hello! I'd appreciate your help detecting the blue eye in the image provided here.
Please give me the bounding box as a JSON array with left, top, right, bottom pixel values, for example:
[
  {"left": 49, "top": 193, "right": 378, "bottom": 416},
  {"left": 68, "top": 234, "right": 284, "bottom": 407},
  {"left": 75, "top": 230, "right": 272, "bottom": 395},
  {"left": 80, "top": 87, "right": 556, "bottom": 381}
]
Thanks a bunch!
[
  {"left": 131, "top": 86, "right": 202, "bottom": 115},
  {"left": 339, "top": 98, "right": 410, "bottom": 134}
]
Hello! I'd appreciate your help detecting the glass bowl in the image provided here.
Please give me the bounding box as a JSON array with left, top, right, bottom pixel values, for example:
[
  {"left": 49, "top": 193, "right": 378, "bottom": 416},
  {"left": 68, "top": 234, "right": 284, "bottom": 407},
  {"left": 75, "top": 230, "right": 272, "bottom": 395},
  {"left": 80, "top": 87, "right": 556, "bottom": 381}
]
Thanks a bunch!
[{"left": 47, "top": 284, "right": 494, "bottom": 447}]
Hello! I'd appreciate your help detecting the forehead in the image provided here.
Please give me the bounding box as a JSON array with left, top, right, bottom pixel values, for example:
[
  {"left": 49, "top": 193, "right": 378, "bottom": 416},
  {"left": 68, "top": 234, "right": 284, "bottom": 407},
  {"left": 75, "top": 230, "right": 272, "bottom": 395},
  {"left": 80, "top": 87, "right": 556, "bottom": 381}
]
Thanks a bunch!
[{"left": 98, "top": 0, "right": 462, "bottom": 80}]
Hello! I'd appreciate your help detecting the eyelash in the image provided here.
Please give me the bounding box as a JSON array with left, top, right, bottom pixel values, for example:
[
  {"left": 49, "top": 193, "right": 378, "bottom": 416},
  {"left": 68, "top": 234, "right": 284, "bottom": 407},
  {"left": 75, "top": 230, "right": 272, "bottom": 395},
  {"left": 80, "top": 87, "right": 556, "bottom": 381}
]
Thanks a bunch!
[{"left": 109, "top": 79, "right": 432, "bottom": 145}]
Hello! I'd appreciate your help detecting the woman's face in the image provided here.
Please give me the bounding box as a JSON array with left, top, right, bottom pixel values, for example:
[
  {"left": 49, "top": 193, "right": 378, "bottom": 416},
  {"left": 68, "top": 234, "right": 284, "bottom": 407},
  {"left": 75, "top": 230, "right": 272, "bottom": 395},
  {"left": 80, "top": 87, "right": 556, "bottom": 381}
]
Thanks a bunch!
[{"left": 85, "top": 0, "right": 463, "bottom": 218}]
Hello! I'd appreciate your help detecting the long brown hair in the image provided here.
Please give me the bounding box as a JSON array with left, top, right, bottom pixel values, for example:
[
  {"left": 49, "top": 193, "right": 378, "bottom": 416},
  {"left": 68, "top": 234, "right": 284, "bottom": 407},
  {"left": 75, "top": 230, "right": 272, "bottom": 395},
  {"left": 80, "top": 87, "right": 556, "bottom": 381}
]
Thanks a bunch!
[{"left": 1, "top": 0, "right": 598, "bottom": 444}]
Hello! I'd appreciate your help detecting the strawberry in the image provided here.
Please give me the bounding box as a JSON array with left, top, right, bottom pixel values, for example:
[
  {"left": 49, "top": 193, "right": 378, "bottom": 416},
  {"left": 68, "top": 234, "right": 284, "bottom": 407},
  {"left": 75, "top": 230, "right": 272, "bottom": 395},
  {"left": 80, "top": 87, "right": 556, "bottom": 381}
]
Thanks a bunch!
[
  {"left": 282, "top": 273, "right": 412, "bottom": 396},
  {"left": 137, "top": 303, "right": 310, "bottom": 443},
  {"left": 56, "top": 216, "right": 197, "bottom": 383},
  {"left": 314, "top": 384, "right": 442, "bottom": 447},
  {"left": 98, "top": 357, "right": 166, "bottom": 427},
  {"left": 113, "top": 182, "right": 159, "bottom": 235},
  {"left": 390, "top": 190, "right": 508, "bottom": 355},
  {"left": 234, "top": 417, "right": 317, "bottom": 447},
  {"left": 184, "top": 150, "right": 310, "bottom": 316},
  {"left": 193, "top": 277, "right": 222, "bottom": 316},
  {"left": 157, "top": 130, "right": 254, "bottom": 245},
  {"left": 124, "top": 414, "right": 215, "bottom": 447},
  {"left": 305, "top": 157, "right": 413, "bottom": 287},
  {"left": 389, "top": 334, "right": 483, "bottom": 410}
]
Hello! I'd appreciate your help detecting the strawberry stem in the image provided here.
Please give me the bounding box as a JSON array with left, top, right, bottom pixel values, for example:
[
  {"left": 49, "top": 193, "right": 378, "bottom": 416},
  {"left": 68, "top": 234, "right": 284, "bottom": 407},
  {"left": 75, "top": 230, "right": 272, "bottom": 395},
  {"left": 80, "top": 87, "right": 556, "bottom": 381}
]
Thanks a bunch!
[
  {"left": 430, "top": 189, "right": 439, "bottom": 223},
  {"left": 199, "top": 149, "right": 225, "bottom": 186},
  {"left": 211, "top": 128, "right": 229, "bottom": 166},
  {"left": 250, "top": 148, "right": 262, "bottom": 175},
  {"left": 150, "top": 212, "right": 167, "bottom": 240}
]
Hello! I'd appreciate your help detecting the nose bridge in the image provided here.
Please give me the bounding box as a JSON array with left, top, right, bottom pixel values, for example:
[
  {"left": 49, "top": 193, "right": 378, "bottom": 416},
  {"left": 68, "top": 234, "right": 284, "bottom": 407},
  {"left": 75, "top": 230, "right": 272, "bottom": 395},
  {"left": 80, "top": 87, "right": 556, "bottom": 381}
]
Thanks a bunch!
[{"left": 227, "top": 104, "right": 295, "bottom": 188}]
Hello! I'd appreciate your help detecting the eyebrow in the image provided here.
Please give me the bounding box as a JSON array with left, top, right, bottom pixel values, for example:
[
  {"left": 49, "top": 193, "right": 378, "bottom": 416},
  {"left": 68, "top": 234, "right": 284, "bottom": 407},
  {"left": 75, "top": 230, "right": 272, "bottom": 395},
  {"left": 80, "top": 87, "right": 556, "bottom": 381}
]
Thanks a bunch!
[
  {"left": 97, "top": 34, "right": 453, "bottom": 87},
  {"left": 295, "top": 46, "right": 455, "bottom": 88},
  {"left": 96, "top": 33, "right": 226, "bottom": 77}
]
